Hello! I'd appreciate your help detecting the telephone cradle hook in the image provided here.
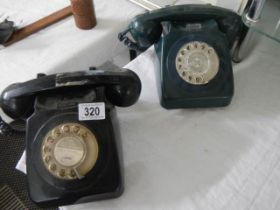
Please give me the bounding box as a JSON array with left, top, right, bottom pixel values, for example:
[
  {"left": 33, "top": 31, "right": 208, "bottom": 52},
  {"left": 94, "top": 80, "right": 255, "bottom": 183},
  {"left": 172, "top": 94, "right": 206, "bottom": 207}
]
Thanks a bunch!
[{"left": 118, "top": 29, "right": 144, "bottom": 52}]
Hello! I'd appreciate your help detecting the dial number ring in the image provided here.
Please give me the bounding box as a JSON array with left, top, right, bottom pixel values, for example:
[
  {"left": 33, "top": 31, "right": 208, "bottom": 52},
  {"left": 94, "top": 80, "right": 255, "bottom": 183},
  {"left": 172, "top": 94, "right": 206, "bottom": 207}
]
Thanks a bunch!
[
  {"left": 41, "top": 123, "right": 99, "bottom": 180},
  {"left": 175, "top": 41, "right": 219, "bottom": 85}
]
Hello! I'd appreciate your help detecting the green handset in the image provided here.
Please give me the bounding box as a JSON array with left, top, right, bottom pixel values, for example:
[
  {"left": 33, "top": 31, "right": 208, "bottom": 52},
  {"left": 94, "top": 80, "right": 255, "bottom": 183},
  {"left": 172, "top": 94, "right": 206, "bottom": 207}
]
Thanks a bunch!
[{"left": 119, "top": 4, "right": 244, "bottom": 109}]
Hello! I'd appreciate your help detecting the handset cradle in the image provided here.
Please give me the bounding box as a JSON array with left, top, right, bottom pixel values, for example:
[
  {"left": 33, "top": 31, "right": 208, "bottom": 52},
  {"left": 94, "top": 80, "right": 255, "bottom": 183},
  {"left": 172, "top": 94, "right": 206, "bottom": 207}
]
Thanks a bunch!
[{"left": 119, "top": 4, "right": 242, "bottom": 52}]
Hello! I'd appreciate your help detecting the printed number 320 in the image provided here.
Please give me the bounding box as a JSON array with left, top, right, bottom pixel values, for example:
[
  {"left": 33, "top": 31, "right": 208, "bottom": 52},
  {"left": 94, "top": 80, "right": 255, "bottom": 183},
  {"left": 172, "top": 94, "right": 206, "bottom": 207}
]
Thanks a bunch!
[
  {"left": 78, "top": 103, "right": 105, "bottom": 121},
  {"left": 84, "top": 107, "right": 100, "bottom": 116}
]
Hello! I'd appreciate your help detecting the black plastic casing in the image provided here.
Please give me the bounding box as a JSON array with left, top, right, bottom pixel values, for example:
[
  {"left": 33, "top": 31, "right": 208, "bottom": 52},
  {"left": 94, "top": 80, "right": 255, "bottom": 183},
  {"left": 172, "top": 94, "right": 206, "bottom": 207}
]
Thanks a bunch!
[
  {"left": 26, "top": 88, "right": 124, "bottom": 207},
  {"left": 0, "top": 68, "right": 141, "bottom": 207},
  {"left": 0, "top": 69, "right": 141, "bottom": 119}
]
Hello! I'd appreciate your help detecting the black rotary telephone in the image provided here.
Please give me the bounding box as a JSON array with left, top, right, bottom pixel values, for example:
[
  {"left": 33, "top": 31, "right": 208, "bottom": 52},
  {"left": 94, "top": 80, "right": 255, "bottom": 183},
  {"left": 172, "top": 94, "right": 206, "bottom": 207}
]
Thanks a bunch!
[
  {"left": 119, "top": 4, "right": 244, "bottom": 109},
  {"left": 0, "top": 67, "right": 141, "bottom": 206}
]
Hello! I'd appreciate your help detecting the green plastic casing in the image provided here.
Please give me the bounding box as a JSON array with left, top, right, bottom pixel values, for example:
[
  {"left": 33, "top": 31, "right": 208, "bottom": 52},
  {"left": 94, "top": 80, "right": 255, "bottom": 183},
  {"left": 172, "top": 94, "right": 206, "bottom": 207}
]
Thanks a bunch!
[
  {"left": 126, "top": 5, "right": 243, "bottom": 109},
  {"left": 154, "top": 20, "right": 234, "bottom": 109}
]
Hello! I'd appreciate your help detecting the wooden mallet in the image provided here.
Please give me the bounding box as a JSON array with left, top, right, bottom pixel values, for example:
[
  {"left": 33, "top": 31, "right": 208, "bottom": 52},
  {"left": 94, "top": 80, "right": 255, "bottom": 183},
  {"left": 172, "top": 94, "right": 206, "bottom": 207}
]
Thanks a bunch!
[{"left": 0, "top": 6, "right": 72, "bottom": 47}]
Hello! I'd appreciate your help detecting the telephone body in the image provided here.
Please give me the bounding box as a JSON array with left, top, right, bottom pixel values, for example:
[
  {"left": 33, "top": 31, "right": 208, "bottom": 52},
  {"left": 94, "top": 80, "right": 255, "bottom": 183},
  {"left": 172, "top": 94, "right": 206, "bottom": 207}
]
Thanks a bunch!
[
  {"left": 0, "top": 68, "right": 141, "bottom": 206},
  {"left": 119, "top": 5, "right": 243, "bottom": 108}
]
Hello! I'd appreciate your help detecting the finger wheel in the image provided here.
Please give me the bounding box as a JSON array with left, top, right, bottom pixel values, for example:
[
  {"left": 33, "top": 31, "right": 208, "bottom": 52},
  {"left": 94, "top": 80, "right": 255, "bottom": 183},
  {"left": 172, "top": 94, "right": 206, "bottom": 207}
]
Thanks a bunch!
[
  {"left": 175, "top": 41, "right": 219, "bottom": 85},
  {"left": 41, "top": 123, "right": 99, "bottom": 180}
]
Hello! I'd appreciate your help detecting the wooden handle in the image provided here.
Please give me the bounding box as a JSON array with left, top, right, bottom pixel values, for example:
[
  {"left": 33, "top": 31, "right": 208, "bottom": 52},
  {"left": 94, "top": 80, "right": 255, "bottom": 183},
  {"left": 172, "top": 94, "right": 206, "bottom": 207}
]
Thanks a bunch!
[{"left": 4, "top": 6, "right": 72, "bottom": 47}]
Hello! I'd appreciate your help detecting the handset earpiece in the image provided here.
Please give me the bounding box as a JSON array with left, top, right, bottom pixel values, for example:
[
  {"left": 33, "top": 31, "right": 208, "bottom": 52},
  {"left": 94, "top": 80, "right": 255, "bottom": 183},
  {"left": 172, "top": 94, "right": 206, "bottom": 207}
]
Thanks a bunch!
[
  {"left": 0, "top": 83, "right": 34, "bottom": 119},
  {"left": 118, "top": 19, "right": 162, "bottom": 52},
  {"left": 105, "top": 69, "right": 141, "bottom": 107},
  {"left": 129, "top": 20, "right": 162, "bottom": 50}
]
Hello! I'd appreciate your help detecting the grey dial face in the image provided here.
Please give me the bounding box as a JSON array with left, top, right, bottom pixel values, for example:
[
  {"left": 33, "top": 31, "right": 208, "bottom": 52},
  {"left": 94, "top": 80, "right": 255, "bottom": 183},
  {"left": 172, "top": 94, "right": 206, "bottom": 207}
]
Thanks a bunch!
[
  {"left": 175, "top": 41, "right": 219, "bottom": 85},
  {"left": 41, "top": 123, "right": 99, "bottom": 180}
]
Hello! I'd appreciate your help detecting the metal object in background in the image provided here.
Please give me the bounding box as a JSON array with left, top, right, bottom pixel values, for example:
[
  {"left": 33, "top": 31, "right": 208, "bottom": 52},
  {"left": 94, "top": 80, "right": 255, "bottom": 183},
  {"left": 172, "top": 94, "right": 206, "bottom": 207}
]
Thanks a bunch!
[
  {"left": 232, "top": 0, "right": 268, "bottom": 62},
  {"left": 245, "top": 0, "right": 266, "bottom": 21}
]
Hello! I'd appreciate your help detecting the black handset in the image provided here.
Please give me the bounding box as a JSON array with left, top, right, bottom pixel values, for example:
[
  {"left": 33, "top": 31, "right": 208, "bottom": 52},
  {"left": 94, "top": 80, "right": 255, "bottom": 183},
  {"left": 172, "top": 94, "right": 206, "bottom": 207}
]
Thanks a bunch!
[
  {"left": 119, "top": 4, "right": 244, "bottom": 109},
  {"left": 0, "top": 67, "right": 141, "bottom": 206},
  {"left": 0, "top": 69, "right": 141, "bottom": 119}
]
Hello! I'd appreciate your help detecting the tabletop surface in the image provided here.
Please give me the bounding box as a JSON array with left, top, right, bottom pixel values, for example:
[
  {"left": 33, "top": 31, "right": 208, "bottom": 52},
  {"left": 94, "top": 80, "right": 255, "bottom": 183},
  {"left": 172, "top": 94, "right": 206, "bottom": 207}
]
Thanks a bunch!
[
  {"left": 63, "top": 25, "right": 280, "bottom": 210},
  {"left": 1, "top": 1, "right": 280, "bottom": 210}
]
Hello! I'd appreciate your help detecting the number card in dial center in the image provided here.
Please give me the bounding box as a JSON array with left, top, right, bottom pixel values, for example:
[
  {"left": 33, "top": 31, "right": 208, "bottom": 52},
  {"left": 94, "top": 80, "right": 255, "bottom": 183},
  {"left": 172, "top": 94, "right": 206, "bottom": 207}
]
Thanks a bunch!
[{"left": 78, "top": 102, "right": 106, "bottom": 121}]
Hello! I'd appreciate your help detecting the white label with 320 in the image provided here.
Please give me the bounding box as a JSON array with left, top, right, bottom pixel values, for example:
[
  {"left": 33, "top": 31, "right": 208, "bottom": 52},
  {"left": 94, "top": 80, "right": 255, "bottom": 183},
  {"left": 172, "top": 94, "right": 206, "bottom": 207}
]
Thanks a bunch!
[{"left": 78, "top": 102, "right": 105, "bottom": 121}]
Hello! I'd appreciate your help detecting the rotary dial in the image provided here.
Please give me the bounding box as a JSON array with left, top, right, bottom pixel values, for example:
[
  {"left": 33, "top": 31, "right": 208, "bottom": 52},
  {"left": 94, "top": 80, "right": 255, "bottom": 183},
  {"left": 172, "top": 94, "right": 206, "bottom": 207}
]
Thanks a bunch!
[
  {"left": 41, "top": 123, "right": 99, "bottom": 180},
  {"left": 175, "top": 41, "right": 219, "bottom": 85}
]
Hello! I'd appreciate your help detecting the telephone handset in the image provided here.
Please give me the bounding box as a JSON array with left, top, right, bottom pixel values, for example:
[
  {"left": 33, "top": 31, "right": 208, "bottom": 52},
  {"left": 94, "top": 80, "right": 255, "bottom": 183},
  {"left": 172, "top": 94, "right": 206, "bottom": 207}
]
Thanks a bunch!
[
  {"left": 1, "top": 69, "right": 141, "bottom": 119},
  {"left": 119, "top": 4, "right": 243, "bottom": 108},
  {"left": 0, "top": 68, "right": 141, "bottom": 206}
]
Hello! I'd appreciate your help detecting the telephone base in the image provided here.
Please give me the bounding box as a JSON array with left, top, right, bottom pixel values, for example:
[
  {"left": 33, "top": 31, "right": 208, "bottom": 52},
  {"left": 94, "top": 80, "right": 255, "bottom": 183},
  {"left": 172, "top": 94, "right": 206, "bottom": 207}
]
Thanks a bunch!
[
  {"left": 155, "top": 20, "right": 235, "bottom": 109},
  {"left": 26, "top": 92, "right": 124, "bottom": 207}
]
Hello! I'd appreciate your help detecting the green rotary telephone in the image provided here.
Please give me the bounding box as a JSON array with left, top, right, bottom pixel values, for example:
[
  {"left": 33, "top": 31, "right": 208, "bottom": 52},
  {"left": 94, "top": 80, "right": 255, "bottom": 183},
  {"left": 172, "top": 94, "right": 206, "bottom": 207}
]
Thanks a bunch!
[{"left": 119, "top": 4, "right": 244, "bottom": 109}]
